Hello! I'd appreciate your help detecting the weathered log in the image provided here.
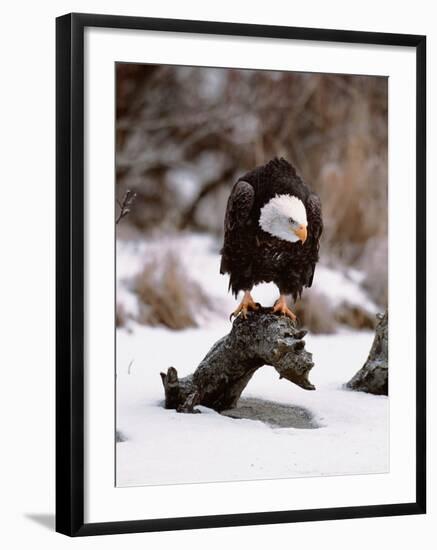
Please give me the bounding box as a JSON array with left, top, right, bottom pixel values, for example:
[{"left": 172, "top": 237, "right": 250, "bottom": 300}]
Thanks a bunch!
[
  {"left": 160, "top": 308, "right": 315, "bottom": 413},
  {"left": 346, "top": 310, "right": 388, "bottom": 395}
]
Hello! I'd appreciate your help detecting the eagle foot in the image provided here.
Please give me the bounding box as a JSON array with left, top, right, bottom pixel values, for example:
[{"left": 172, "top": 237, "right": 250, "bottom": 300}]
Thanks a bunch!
[
  {"left": 272, "top": 295, "right": 297, "bottom": 321},
  {"left": 230, "top": 291, "right": 259, "bottom": 321}
]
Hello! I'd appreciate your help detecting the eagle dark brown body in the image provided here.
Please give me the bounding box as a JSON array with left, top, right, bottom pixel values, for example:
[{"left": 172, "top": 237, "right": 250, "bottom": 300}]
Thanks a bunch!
[{"left": 220, "top": 158, "right": 323, "bottom": 305}]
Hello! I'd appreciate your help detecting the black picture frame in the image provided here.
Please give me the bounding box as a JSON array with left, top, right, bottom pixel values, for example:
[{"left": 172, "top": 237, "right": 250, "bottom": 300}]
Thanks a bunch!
[{"left": 56, "top": 12, "right": 426, "bottom": 537}]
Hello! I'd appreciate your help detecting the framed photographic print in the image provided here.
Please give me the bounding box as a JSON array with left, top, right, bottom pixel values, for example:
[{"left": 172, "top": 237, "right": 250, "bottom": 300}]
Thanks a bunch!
[{"left": 56, "top": 13, "right": 426, "bottom": 536}]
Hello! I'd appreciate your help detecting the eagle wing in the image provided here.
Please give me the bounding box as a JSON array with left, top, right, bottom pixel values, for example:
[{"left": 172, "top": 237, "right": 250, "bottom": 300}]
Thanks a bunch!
[
  {"left": 305, "top": 193, "right": 323, "bottom": 288},
  {"left": 220, "top": 180, "right": 255, "bottom": 290},
  {"left": 223, "top": 180, "right": 255, "bottom": 234}
]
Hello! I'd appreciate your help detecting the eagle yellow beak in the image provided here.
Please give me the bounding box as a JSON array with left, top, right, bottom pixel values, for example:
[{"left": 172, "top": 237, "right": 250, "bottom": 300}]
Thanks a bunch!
[{"left": 294, "top": 224, "right": 307, "bottom": 244}]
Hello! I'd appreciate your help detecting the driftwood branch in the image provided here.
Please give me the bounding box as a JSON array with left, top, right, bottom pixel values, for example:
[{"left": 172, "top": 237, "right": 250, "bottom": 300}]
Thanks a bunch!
[
  {"left": 160, "top": 309, "right": 315, "bottom": 413},
  {"left": 346, "top": 310, "right": 388, "bottom": 395},
  {"left": 115, "top": 189, "right": 137, "bottom": 225}
]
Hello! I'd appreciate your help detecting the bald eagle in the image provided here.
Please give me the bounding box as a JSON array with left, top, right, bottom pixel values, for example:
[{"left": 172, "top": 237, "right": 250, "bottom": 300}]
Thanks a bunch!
[{"left": 220, "top": 158, "right": 323, "bottom": 320}]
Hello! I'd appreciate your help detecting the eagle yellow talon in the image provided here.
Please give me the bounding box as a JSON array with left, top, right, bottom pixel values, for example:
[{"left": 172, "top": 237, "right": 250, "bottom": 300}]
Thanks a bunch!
[
  {"left": 272, "top": 295, "right": 297, "bottom": 321},
  {"left": 230, "top": 291, "right": 259, "bottom": 320}
]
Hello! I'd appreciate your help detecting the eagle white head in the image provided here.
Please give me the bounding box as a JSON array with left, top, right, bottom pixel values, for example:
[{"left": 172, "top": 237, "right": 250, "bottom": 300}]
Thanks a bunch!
[{"left": 259, "top": 194, "right": 308, "bottom": 243}]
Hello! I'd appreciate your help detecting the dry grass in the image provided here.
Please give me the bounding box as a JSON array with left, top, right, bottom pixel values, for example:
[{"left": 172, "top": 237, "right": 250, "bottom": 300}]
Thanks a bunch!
[
  {"left": 293, "top": 290, "right": 337, "bottom": 334},
  {"left": 293, "top": 291, "right": 376, "bottom": 334},
  {"left": 134, "top": 250, "right": 212, "bottom": 330},
  {"left": 334, "top": 303, "right": 376, "bottom": 331}
]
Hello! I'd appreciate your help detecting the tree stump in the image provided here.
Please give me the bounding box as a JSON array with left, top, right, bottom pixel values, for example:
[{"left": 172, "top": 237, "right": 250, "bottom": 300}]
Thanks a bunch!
[
  {"left": 346, "top": 310, "right": 388, "bottom": 395},
  {"left": 160, "top": 308, "right": 315, "bottom": 413}
]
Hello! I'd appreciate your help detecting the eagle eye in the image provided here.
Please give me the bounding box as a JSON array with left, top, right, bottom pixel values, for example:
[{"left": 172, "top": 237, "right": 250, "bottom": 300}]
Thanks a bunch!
[{"left": 289, "top": 217, "right": 295, "bottom": 224}]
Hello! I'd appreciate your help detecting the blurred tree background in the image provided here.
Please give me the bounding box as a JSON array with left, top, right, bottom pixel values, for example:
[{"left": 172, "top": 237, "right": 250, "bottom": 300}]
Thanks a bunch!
[{"left": 116, "top": 63, "right": 388, "bottom": 323}]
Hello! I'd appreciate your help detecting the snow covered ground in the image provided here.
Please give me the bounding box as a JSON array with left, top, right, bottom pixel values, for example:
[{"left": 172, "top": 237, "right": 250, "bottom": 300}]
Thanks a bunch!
[
  {"left": 116, "top": 234, "right": 388, "bottom": 487},
  {"left": 116, "top": 323, "right": 388, "bottom": 487}
]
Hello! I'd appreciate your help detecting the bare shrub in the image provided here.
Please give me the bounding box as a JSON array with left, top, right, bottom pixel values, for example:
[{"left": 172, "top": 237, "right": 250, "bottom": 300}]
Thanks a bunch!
[
  {"left": 134, "top": 250, "right": 212, "bottom": 330},
  {"left": 293, "top": 291, "right": 337, "bottom": 334},
  {"left": 116, "top": 67, "right": 388, "bottom": 260},
  {"left": 311, "top": 80, "right": 388, "bottom": 261},
  {"left": 334, "top": 303, "right": 376, "bottom": 331}
]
